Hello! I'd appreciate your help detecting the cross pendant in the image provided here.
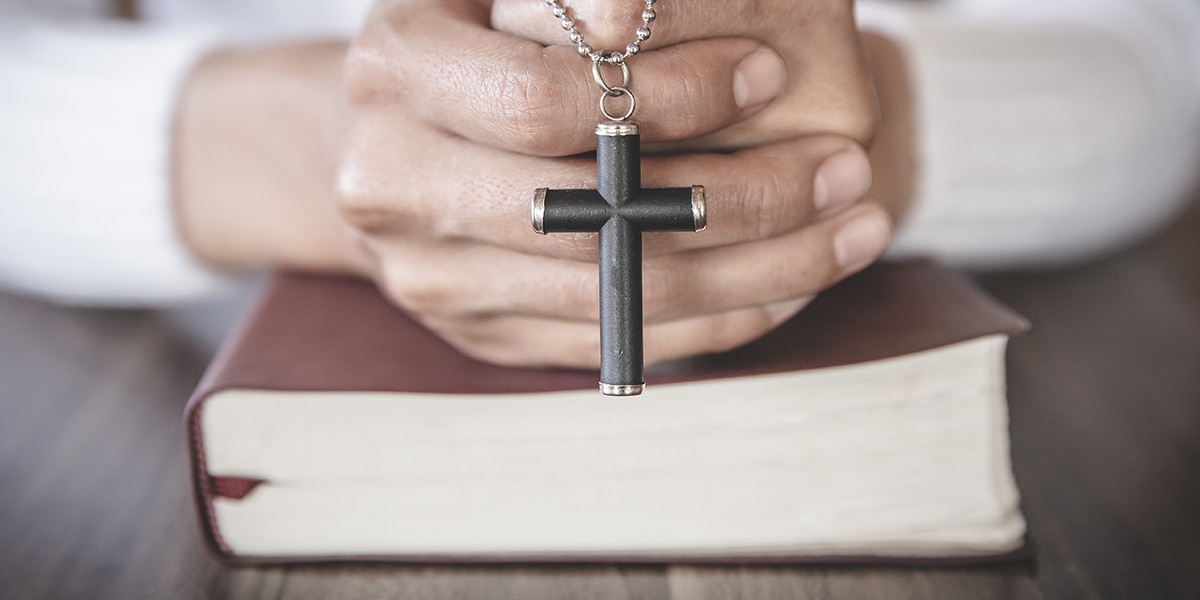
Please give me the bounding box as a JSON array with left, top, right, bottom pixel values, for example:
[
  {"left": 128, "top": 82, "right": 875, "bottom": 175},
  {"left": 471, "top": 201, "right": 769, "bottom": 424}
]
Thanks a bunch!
[{"left": 533, "top": 122, "right": 706, "bottom": 396}]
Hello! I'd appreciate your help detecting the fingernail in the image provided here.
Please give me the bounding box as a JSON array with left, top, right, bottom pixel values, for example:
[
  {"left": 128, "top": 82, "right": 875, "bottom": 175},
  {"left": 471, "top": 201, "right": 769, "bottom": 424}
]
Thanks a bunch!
[
  {"left": 733, "top": 47, "right": 786, "bottom": 110},
  {"left": 833, "top": 209, "right": 892, "bottom": 270},
  {"left": 813, "top": 150, "right": 872, "bottom": 212}
]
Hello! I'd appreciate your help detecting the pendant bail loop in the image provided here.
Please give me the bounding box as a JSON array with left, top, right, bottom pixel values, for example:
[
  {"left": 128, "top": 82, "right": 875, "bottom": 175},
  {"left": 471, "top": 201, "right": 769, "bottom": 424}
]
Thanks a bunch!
[
  {"left": 592, "top": 54, "right": 631, "bottom": 96},
  {"left": 600, "top": 86, "right": 636, "bottom": 122}
]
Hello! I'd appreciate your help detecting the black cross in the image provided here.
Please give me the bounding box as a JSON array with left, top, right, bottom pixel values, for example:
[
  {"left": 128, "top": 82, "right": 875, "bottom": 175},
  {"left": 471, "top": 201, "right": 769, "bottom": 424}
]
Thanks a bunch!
[{"left": 533, "top": 121, "right": 705, "bottom": 396}]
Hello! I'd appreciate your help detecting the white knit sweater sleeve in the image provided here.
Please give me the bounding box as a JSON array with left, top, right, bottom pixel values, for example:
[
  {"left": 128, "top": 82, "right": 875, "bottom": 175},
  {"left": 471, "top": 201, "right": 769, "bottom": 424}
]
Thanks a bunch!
[
  {"left": 0, "top": 11, "right": 228, "bottom": 306},
  {"left": 2, "top": 1, "right": 1197, "bottom": 307},
  {"left": 859, "top": 0, "right": 1200, "bottom": 268}
]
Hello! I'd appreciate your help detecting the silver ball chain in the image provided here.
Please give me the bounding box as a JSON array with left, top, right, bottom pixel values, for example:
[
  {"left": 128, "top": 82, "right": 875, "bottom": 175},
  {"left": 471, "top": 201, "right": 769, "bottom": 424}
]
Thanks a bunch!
[
  {"left": 545, "top": 0, "right": 658, "bottom": 120},
  {"left": 544, "top": 0, "right": 657, "bottom": 65}
]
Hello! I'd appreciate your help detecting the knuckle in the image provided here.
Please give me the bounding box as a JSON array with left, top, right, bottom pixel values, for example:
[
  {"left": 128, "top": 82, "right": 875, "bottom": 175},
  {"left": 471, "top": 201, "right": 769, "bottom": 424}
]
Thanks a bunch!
[
  {"left": 335, "top": 174, "right": 379, "bottom": 229},
  {"left": 338, "top": 199, "right": 399, "bottom": 233},
  {"left": 589, "top": 4, "right": 646, "bottom": 48},
  {"left": 342, "top": 17, "right": 406, "bottom": 107},
  {"left": 335, "top": 171, "right": 420, "bottom": 233},
  {"left": 381, "top": 269, "right": 456, "bottom": 317},
  {"left": 335, "top": 128, "right": 435, "bottom": 234},
  {"left": 342, "top": 41, "right": 384, "bottom": 106}
]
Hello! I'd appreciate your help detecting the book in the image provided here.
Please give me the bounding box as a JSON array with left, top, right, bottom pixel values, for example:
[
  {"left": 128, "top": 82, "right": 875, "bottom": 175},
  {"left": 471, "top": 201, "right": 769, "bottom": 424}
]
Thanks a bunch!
[{"left": 185, "top": 260, "right": 1030, "bottom": 564}]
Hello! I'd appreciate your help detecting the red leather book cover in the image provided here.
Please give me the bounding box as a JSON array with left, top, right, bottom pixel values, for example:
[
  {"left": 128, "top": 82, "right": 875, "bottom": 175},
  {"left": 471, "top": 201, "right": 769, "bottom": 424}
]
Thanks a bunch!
[
  {"left": 189, "top": 260, "right": 1028, "bottom": 397},
  {"left": 185, "top": 259, "right": 1030, "bottom": 564}
]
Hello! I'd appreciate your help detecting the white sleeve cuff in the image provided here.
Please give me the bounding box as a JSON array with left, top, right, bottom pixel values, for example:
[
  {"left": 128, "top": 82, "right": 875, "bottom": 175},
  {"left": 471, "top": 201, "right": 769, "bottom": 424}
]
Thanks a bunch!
[
  {"left": 859, "top": 0, "right": 1200, "bottom": 268},
  {"left": 0, "top": 13, "right": 235, "bottom": 306}
]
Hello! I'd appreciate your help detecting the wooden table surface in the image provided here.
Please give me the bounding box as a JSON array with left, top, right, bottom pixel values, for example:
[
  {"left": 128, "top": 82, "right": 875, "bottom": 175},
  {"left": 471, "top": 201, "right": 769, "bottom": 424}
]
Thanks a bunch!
[{"left": 2, "top": 205, "right": 1198, "bottom": 599}]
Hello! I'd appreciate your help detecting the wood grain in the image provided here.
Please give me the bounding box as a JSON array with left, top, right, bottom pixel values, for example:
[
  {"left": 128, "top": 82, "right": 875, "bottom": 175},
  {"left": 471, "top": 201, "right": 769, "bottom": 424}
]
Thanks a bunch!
[{"left": 2, "top": 207, "right": 1198, "bottom": 599}]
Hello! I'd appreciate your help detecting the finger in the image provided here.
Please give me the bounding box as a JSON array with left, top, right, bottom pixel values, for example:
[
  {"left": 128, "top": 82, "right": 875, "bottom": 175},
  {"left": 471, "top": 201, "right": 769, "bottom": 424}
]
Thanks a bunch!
[
  {"left": 339, "top": 114, "right": 872, "bottom": 261},
  {"left": 641, "top": 135, "right": 872, "bottom": 254},
  {"left": 348, "top": 0, "right": 783, "bottom": 156},
  {"left": 337, "top": 109, "right": 591, "bottom": 243},
  {"left": 643, "top": 202, "right": 892, "bottom": 321},
  {"left": 419, "top": 300, "right": 815, "bottom": 370},
  {"left": 361, "top": 202, "right": 890, "bottom": 327},
  {"left": 644, "top": 298, "right": 811, "bottom": 366},
  {"left": 364, "top": 235, "right": 600, "bottom": 323}
]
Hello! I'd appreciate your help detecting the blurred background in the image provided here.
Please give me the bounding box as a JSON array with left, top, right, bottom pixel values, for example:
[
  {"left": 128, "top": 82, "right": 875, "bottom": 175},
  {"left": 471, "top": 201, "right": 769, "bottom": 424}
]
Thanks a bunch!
[{"left": 1, "top": 0, "right": 1198, "bottom": 598}]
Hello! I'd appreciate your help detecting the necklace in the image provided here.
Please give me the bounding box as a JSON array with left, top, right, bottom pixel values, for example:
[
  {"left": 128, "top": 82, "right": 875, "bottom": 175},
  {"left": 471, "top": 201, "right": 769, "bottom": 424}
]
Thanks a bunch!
[
  {"left": 532, "top": 0, "right": 706, "bottom": 397},
  {"left": 544, "top": 0, "right": 657, "bottom": 121},
  {"left": 548, "top": 0, "right": 656, "bottom": 63}
]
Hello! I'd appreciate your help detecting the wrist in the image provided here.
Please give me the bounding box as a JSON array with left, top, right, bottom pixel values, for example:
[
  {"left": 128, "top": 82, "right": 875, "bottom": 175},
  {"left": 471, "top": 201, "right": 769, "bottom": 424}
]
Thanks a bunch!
[{"left": 173, "top": 42, "right": 372, "bottom": 277}]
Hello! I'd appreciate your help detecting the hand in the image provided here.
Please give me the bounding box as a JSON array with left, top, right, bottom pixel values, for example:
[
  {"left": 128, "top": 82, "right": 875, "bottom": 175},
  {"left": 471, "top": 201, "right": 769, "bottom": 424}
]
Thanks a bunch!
[
  {"left": 490, "top": 0, "right": 878, "bottom": 150},
  {"left": 337, "top": 0, "right": 893, "bottom": 368}
]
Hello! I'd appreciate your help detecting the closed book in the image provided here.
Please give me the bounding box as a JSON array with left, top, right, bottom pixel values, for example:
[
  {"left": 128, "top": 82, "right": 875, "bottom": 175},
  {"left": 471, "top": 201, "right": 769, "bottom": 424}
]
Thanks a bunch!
[{"left": 185, "top": 260, "right": 1030, "bottom": 564}]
